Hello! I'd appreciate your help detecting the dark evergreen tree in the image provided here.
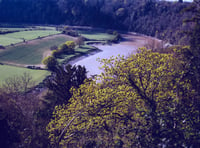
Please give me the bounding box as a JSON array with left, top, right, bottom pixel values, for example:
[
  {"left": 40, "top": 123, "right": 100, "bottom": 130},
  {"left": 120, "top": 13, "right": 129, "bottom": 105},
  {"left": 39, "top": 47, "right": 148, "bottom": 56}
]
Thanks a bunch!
[{"left": 45, "top": 64, "right": 87, "bottom": 105}]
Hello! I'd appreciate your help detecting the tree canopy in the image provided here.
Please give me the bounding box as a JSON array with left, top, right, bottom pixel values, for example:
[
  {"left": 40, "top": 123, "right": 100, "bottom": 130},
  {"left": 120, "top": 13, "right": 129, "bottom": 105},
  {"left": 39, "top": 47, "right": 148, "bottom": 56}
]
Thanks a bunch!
[
  {"left": 0, "top": 0, "right": 193, "bottom": 44},
  {"left": 47, "top": 48, "right": 199, "bottom": 147}
]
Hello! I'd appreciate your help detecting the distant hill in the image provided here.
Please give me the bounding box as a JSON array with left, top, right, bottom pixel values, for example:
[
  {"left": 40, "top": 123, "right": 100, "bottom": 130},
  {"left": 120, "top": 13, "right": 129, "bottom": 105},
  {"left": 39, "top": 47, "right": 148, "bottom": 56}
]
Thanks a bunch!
[{"left": 0, "top": 0, "right": 193, "bottom": 44}]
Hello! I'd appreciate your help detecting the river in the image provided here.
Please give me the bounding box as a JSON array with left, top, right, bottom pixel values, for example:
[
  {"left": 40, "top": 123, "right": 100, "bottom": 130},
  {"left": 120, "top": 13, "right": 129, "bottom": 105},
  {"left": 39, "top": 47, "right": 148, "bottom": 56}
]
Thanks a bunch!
[{"left": 71, "top": 32, "right": 157, "bottom": 77}]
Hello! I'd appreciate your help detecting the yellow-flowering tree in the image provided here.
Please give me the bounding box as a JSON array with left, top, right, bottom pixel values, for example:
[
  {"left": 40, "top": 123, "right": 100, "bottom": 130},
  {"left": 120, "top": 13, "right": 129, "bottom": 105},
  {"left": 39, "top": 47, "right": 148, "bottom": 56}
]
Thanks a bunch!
[{"left": 47, "top": 48, "right": 197, "bottom": 147}]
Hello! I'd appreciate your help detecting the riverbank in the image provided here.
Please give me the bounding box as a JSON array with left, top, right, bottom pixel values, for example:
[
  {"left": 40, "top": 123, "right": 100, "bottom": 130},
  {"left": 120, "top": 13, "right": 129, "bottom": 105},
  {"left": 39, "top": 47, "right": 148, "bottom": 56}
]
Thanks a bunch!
[{"left": 70, "top": 32, "right": 160, "bottom": 77}]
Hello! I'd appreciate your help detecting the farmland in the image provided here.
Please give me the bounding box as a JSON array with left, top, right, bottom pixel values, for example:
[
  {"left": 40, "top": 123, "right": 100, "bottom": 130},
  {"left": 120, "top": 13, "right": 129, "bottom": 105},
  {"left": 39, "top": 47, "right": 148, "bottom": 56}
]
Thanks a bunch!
[
  {"left": 0, "top": 26, "right": 65, "bottom": 84},
  {"left": 78, "top": 29, "right": 115, "bottom": 41},
  {"left": 0, "top": 30, "right": 61, "bottom": 46},
  {"left": 0, "top": 34, "right": 75, "bottom": 65},
  {"left": 0, "top": 64, "right": 50, "bottom": 85},
  {"left": 0, "top": 26, "right": 116, "bottom": 84}
]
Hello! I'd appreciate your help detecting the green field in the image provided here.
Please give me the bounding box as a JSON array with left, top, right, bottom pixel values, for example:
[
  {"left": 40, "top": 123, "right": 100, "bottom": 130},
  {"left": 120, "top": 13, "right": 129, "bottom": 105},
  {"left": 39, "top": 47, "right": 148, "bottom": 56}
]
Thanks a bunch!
[
  {"left": 0, "top": 35, "right": 73, "bottom": 65},
  {"left": 0, "top": 30, "right": 61, "bottom": 46},
  {"left": 79, "top": 30, "right": 115, "bottom": 41},
  {"left": 0, "top": 36, "right": 22, "bottom": 46},
  {"left": 0, "top": 65, "right": 50, "bottom": 84},
  {"left": 0, "top": 26, "right": 114, "bottom": 84}
]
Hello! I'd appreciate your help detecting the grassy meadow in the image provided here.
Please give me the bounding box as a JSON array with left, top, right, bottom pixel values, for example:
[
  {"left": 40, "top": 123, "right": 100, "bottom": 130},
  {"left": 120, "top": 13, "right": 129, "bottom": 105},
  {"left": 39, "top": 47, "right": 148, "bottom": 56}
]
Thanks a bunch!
[
  {"left": 0, "top": 35, "right": 73, "bottom": 65},
  {"left": 79, "top": 30, "right": 115, "bottom": 41},
  {"left": 0, "top": 30, "right": 61, "bottom": 46},
  {"left": 0, "top": 26, "right": 115, "bottom": 84},
  {"left": 0, "top": 65, "right": 50, "bottom": 84}
]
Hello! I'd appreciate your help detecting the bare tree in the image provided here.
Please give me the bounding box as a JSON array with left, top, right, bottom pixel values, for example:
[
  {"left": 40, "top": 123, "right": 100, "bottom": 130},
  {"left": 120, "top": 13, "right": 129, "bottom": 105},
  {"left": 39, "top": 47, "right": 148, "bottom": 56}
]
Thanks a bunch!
[
  {"left": 75, "top": 36, "right": 85, "bottom": 47},
  {"left": 1, "top": 72, "right": 35, "bottom": 99},
  {"left": 144, "top": 38, "right": 165, "bottom": 52}
]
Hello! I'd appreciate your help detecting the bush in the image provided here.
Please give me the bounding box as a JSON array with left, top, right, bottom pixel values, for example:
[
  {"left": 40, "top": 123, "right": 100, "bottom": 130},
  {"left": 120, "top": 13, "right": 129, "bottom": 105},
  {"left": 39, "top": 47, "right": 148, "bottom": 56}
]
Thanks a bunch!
[
  {"left": 42, "top": 56, "right": 58, "bottom": 71},
  {"left": 58, "top": 44, "right": 68, "bottom": 53},
  {"left": 57, "top": 41, "right": 75, "bottom": 54},
  {"left": 51, "top": 50, "right": 60, "bottom": 58},
  {"left": 65, "top": 41, "right": 76, "bottom": 49}
]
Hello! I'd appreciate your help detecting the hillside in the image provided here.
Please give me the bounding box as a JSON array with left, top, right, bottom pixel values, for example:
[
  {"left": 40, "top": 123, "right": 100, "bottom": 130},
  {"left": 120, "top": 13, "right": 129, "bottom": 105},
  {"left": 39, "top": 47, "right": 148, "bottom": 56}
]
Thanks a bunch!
[{"left": 0, "top": 0, "right": 193, "bottom": 44}]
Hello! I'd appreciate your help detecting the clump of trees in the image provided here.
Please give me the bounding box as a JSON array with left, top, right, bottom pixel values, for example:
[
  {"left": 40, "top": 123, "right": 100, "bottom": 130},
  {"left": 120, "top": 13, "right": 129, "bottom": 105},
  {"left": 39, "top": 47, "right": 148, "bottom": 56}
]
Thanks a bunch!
[
  {"left": 42, "top": 56, "right": 58, "bottom": 71},
  {"left": 47, "top": 47, "right": 200, "bottom": 147},
  {"left": 44, "top": 64, "right": 87, "bottom": 105},
  {"left": 0, "top": 0, "right": 193, "bottom": 44},
  {"left": 62, "top": 26, "right": 79, "bottom": 37},
  {"left": 46, "top": 2, "right": 200, "bottom": 146},
  {"left": 0, "top": 64, "right": 88, "bottom": 147},
  {"left": 0, "top": 73, "right": 42, "bottom": 148},
  {"left": 75, "top": 36, "right": 85, "bottom": 47},
  {"left": 51, "top": 41, "right": 76, "bottom": 58},
  {"left": 109, "top": 31, "right": 122, "bottom": 43},
  {"left": 42, "top": 40, "right": 77, "bottom": 71},
  {"left": 35, "top": 64, "right": 87, "bottom": 147}
]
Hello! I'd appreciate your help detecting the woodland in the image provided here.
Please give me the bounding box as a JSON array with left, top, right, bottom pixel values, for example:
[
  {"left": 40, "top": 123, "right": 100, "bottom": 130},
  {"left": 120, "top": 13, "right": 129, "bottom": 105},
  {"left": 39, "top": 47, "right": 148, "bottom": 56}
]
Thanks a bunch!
[
  {"left": 0, "top": 0, "right": 200, "bottom": 148},
  {"left": 0, "top": 0, "right": 193, "bottom": 44}
]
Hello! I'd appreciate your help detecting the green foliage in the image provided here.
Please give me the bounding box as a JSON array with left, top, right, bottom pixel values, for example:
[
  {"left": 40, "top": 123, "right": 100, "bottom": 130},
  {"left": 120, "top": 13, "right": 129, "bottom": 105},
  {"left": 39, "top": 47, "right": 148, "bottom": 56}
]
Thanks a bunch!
[
  {"left": 181, "top": 0, "right": 200, "bottom": 96},
  {"left": 42, "top": 56, "right": 58, "bottom": 71},
  {"left": 65, "top": 41, "right": 76, "bottom": 49},
  {"left": 110, "top": 31, "right": 121, "bottom": 43},
  {"left": 0, "top": 0, "right": 193, "bottom": 45},
  {"left": 56, "top": 41, "right": 75, "bottom": 55},
  {"left": 0, "top": 65, "right": 50, "bottom": 85},
  {"left": 47, "top": 48, "right": 199, "bottom": 147},
  {"left": 58, "top": 44, "right": 68, "bottom": 53},
  {"left": 51, "top": 50, "right": 60, "bottom": 58},
  {"left": 45, "top": 64, "right": 87, "bottom": 105},
  {"left": 0, "top": 35, "right": 72, "bottom": 65}
]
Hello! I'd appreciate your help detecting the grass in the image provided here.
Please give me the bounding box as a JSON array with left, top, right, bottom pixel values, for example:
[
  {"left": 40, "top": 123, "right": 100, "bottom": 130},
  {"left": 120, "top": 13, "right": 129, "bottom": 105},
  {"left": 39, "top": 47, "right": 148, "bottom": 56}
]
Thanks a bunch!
[
  {"left": 0, "top": 30, "right": 61, "bottom": 46},
  {"left": 0, "top": 27, "right": 114, "bottom": 86},
  {"left": 0, "top": 35, "right": 73, "bottom": 65},
  {"left": 0, "top": 36, "right": 22, "bottom": 46},
  {"left": 0, "top": 65, "right": 50, "bottom": 85},
  {"left": 57, "top": 45, "right": 99, "bottom": 64},
  {"left": 34, "top": 26, "right": 56, "bottom": 30},
  {"left": 75, "top": 45, "right": 97, "bottom": 52},
  {"left": 79, "top": 30, "right": 115, "bottom": 41}
]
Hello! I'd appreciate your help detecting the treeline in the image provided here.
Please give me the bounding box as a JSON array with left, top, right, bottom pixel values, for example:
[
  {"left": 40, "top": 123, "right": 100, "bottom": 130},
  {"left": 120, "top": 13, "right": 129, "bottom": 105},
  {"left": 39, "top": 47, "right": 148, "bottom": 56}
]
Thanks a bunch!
[
  {"left": 0, "top": 0, "right": 64, "bottom": 24},
  {"left": 0, "top": 0, "right": 193, "bottom": 44}
]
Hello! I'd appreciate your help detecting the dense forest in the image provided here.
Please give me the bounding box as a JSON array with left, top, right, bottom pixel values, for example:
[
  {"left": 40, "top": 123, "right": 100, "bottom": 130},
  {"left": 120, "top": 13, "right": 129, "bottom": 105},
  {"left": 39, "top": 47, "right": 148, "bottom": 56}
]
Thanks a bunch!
[
  {"left": 1, "top": 0, "right": 200, "bottom": 148},
  {"left": 0, "top": 0, "right": 193, "bottom": 44}
]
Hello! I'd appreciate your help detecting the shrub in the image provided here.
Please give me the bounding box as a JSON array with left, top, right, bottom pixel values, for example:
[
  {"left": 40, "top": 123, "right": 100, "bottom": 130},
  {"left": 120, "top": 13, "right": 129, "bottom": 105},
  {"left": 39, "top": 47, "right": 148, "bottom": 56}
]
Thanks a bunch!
[
  {"left": 42, "top": 56, "right": 58, "bottom": 71},
  {"left": 65, "top": 41, "right": 76, "bottom": 49},
  {"left": 58, "top": 44, "right": 68, "bottom": 53},
  {"left": 51, "top": 50, "right": 60, "bottom": 58}
]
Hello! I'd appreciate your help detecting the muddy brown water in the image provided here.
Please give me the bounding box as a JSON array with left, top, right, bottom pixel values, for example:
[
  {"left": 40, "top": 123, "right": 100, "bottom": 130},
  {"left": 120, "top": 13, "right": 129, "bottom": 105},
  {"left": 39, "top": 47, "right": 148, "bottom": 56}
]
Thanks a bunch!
[{"left": 71, "top": 32, "right": 159, "bottom": 77}]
